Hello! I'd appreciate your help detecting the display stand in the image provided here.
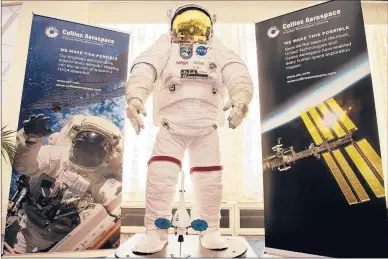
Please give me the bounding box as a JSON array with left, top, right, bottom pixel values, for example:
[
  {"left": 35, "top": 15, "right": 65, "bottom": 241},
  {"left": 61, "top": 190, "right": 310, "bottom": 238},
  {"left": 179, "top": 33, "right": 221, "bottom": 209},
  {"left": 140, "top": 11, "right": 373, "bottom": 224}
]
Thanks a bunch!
[{"left": 113, "top": 234, "right": 260, "bottom": 258}]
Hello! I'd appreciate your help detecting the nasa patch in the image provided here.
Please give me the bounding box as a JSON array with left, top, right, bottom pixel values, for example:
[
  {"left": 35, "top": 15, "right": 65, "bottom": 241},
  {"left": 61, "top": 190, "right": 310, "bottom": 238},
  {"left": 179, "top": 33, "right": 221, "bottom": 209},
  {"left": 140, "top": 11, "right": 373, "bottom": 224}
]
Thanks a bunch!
[
  {"left": 180, "top": 45, "right": 193, "bottom": 59},
  {"left": 196, "top": 46, "right": 208, "bottom": 56}
]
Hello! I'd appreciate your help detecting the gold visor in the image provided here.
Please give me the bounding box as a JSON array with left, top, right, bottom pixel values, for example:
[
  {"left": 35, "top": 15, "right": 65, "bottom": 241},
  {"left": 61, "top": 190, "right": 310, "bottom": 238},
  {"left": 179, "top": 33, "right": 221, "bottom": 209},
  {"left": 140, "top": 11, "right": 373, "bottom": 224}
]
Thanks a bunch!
[{"left": 172, "top": 9, "right": 212, "bottom": 42}]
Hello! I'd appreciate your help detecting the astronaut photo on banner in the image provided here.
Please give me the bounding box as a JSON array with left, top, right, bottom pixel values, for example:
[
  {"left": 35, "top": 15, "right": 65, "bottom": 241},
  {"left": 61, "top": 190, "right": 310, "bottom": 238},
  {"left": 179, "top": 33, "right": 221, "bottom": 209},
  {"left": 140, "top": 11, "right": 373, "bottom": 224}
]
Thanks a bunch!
[{"left": 3, "top": 113, "right": 124, "bottom": 254}]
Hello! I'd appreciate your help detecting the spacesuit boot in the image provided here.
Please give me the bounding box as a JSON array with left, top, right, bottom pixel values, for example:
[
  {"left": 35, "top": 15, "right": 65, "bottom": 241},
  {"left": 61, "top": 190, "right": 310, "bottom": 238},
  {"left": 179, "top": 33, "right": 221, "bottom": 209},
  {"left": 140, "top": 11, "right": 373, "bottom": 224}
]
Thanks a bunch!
[
  {"left": 199, "top": 230, "right": 227, "bottom": 250},
  {"left": 133, "top": 229, "right": 168, "bottom": 254},
  {"left": 192, "top": 171, "right": 228, "bottom": 250}
]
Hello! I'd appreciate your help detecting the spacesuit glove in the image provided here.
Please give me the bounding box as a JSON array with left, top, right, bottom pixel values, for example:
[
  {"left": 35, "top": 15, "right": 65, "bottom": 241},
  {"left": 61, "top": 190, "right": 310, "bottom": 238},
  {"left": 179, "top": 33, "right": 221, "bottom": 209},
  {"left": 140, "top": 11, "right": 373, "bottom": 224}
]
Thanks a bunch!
[
  {"left": 127, "top": 98, "right": 147, "bottom": 135},
  {"left": 223, "top": 99, "right": 249, "bottom": 129},
  {"left": 23, "top": 114, "right": 52, "bottom": 137}
]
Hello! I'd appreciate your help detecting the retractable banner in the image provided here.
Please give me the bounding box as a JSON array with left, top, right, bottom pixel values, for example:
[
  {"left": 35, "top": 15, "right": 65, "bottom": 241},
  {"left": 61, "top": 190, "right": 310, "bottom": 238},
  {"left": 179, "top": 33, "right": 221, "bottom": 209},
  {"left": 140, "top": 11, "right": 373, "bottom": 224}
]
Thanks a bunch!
[
  {"left": 256, "top": 0, "right": 388, "bottom": 257},
  {"left": 3, "top": 14, "right": 129, "bottom": 255}
]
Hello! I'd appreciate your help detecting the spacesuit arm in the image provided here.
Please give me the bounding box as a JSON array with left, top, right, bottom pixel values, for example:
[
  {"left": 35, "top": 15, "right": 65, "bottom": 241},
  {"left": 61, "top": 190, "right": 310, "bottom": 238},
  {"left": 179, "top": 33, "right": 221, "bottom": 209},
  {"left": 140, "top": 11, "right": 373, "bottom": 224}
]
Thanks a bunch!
[
  {"left": 213, "top": 37, "right": 254, "bottom": 105},
  {"left": 126, "top": 33, "right": 172, "bottom": 104},
  {"left": 222, "top": 63, "right": 253, "bottom": 105},
  {"left": 126, "top": 63, "right": 156, "bottom": 104},
  {"left": 13, "top": 129, "right": 61, "bottom": 178}
]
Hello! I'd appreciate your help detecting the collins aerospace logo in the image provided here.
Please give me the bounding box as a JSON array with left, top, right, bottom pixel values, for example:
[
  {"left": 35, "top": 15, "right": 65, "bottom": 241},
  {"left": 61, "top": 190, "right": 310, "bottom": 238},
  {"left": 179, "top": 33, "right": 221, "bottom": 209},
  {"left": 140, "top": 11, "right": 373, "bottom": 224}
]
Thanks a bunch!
[
  {"left": 45, "top": 26, "right": 59, "bottom": 38},
  {"left": 267, "top": 26, "right": 280, "bottom": 38}
]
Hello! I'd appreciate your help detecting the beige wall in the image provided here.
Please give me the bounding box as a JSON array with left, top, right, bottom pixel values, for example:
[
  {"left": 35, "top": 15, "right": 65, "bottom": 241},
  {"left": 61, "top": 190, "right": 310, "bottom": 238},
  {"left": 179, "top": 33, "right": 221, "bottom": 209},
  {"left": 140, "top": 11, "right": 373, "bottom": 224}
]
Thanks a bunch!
[
  {"left": 1, "top": 0, "right": 387, "bottom": 235},
  {"left": 88, "top": 1, "right": 388, "bottom": 25}
]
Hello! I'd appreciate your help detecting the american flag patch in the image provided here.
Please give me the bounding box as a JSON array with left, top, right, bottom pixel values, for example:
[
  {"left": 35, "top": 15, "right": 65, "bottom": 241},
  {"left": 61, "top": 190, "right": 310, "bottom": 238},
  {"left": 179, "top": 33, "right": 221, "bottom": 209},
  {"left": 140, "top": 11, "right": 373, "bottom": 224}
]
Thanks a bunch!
[{"left": 106, "top": 178, "right": 119, "bottom": 186}]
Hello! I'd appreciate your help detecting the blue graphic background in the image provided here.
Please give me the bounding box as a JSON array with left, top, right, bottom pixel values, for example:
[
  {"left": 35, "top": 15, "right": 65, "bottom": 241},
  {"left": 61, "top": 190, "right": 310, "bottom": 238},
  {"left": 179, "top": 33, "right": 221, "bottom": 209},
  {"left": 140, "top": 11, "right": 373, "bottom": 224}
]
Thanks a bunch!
[{"left": 9, "top": 15, "right": 130, "bottom": 197}]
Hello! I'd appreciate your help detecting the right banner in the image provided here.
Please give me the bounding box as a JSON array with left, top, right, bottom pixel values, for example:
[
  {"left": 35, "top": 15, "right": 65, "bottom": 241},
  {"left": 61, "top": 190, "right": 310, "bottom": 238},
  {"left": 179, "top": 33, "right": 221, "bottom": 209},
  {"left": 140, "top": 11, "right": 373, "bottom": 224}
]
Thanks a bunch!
[{"left": 256, "top": 0, "right": 388, "bottom": 257}]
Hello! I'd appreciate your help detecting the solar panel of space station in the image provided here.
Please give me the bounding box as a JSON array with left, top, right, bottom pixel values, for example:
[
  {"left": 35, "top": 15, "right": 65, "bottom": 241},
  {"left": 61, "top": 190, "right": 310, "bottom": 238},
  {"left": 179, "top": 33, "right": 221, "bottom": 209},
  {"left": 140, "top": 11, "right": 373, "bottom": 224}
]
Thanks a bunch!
[{"left": 300, "top": 98, "right": 385, "bottom": 205}]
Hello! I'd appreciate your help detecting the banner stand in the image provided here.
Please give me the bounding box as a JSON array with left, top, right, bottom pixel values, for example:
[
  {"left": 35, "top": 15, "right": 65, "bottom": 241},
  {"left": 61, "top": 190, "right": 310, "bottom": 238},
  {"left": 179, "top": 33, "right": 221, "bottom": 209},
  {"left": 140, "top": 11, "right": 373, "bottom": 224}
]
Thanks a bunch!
[
  {"left": 256, "top": 0, "right": 388, "bottom": 257},
  {"left": 2, "top": 14, "right": 129, "bottom": 256}
]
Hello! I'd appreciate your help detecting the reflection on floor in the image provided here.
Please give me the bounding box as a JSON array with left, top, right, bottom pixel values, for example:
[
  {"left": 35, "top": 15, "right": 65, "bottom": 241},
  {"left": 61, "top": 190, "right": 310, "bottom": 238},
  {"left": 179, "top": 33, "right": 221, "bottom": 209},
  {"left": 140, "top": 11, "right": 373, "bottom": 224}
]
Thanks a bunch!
[{"left": 120, "top": 234, "right": 265, "bottom": 256}]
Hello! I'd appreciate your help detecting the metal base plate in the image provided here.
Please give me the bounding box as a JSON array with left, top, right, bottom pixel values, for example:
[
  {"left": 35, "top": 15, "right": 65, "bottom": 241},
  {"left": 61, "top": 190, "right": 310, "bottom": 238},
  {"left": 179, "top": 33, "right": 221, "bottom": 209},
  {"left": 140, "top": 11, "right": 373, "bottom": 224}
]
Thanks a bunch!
[{"left": 113, "top": 234, "right": 258, "bottom": 258}]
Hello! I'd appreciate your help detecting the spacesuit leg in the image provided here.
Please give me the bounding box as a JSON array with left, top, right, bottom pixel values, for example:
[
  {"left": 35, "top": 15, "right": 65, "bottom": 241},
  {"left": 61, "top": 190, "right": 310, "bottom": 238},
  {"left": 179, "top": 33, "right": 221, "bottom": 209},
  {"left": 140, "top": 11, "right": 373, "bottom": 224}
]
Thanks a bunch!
[
  {"left": 133, "top": 125, "right": 186, "bottom": 254},
  {"left": 3, "top": 219, "right": 29, "bottom": 254},
  {"left": 188, "top": 126, "right": 228, "bottom": 250},
  {"left": 11, "top": 230, "right": 36, "bottom": 254},
  {"left": 4, "top": 218, "right": 53, "bottom": 254}
]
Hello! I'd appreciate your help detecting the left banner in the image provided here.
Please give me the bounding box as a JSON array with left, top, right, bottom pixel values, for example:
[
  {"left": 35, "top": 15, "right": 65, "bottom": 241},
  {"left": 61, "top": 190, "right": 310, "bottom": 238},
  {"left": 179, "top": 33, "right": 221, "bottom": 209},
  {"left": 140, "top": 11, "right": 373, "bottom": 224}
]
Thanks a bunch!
[{"left": 3, "top": 14, "right": 130, "bottom": 255}]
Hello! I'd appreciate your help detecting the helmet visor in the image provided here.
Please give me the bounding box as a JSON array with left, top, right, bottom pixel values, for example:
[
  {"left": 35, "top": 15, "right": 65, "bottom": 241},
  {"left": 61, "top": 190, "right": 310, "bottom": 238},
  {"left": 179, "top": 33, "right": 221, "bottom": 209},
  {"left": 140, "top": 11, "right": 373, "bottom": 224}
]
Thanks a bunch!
[
  {"left": 70, "top": 131, "right": 112, "bottom": 168},
  {"left": 172, "top": 9, "right": 212, "bottom": 41}
]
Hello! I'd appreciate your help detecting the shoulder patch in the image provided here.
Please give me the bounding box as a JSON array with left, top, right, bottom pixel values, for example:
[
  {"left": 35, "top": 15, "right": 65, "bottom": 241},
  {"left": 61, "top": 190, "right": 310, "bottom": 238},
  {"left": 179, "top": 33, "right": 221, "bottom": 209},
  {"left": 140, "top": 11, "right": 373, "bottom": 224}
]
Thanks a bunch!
[{"left": 180, "top": 44, "right": 193, "bottom": 59}]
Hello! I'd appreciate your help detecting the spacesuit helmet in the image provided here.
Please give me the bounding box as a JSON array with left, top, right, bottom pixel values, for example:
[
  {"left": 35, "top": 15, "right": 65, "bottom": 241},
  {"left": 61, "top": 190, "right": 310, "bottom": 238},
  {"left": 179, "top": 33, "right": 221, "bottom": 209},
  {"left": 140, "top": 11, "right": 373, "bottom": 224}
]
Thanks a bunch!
[
  {"left": 168, "top": 4, "right": 216, "bottom": 42},
  {"left": 70, "top": 131, "right": 112, "bottom": 168},
  {"left": 63, "top": 115, "right": 123, "bottom": 172}
]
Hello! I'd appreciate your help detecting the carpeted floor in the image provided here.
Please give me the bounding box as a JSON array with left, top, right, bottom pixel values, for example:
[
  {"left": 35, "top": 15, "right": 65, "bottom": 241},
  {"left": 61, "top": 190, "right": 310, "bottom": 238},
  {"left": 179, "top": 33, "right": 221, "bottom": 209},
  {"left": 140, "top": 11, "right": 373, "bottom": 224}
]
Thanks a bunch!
[{"left": 120, "top": 234, "right": 265, "bottom": 256}]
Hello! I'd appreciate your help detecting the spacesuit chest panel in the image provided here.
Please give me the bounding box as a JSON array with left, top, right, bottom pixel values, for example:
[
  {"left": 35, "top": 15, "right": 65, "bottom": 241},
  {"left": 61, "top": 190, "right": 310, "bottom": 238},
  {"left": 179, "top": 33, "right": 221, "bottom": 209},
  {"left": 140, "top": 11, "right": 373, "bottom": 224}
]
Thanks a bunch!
[
  {"left": 156, "top": 42, "right": 224, "bottom": 104},
  {"left": 57, "top": 169, "right": 91, "bottom": 200},
  {"left": 165, "top": 42, "right": 217, "bottom": 84},
  {"left": 153, "top": 41, "right": 226, "bottom": 126}
]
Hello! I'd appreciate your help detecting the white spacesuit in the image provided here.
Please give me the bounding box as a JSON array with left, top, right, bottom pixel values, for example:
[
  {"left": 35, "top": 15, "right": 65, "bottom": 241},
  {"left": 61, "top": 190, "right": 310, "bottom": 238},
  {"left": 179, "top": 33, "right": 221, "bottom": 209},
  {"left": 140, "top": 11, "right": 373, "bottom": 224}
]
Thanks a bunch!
[
  {"left": 4, "top": 114, "right": 123, "bottom": 254},
  {"left": 126, "top": 4, "right": 253, "bottom": 254}
]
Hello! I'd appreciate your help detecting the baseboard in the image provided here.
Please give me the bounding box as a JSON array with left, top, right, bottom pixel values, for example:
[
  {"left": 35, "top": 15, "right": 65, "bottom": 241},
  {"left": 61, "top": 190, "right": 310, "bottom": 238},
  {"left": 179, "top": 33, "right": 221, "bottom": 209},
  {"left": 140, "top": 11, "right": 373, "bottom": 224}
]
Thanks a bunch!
[
  {"left": 120, "top": 226, "right": 234, "bottom": 235},
  {"left": 120, "top": 201, "right": 265, "bottom": 236}
]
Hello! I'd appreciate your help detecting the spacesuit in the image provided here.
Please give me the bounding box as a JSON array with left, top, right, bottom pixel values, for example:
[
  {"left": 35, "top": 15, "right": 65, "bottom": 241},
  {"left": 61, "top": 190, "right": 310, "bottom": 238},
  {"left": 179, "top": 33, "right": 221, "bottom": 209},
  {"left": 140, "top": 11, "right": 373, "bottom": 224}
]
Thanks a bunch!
[
  {"left": 4, "top": 114, "right": 123, "bottom": 254},
  {"left": 126, "top": 4, "right": 253, "bottom": 253}
]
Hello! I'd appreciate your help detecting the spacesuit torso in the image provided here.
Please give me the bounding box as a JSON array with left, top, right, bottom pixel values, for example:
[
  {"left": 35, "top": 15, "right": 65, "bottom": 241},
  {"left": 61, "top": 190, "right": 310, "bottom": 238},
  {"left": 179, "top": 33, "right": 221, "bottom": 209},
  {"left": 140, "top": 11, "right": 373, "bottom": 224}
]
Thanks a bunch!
[
  {"left": 157, "top": 41, "right": 225, "bottom": 110},
  {"left": 28, "top": 163, "right": 90, "bottom": 200},
  {"left": 23, "top": 135, "right": 121, "bottom": 204},
  {"left": 152, "top": 39, "right": 226, "bottom": 135}
]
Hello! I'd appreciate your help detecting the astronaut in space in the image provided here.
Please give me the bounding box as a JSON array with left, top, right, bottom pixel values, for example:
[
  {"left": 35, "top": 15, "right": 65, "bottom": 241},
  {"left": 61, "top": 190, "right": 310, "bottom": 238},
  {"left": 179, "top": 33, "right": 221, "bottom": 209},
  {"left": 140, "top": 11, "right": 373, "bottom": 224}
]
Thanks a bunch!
[
  {"left": 126, "top": 4, "right": 254, "bottom": 254},
  {"left": 4, "top": 114, "right": 123, "bottom": 254}
]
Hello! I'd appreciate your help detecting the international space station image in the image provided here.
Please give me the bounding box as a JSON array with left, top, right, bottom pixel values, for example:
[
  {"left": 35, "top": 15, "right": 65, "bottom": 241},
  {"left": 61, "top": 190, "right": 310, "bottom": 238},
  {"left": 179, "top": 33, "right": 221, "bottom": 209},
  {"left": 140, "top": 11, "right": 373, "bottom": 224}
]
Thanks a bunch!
[{"left": 263, "top": 97, "right": 385, "bottom": 206}]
